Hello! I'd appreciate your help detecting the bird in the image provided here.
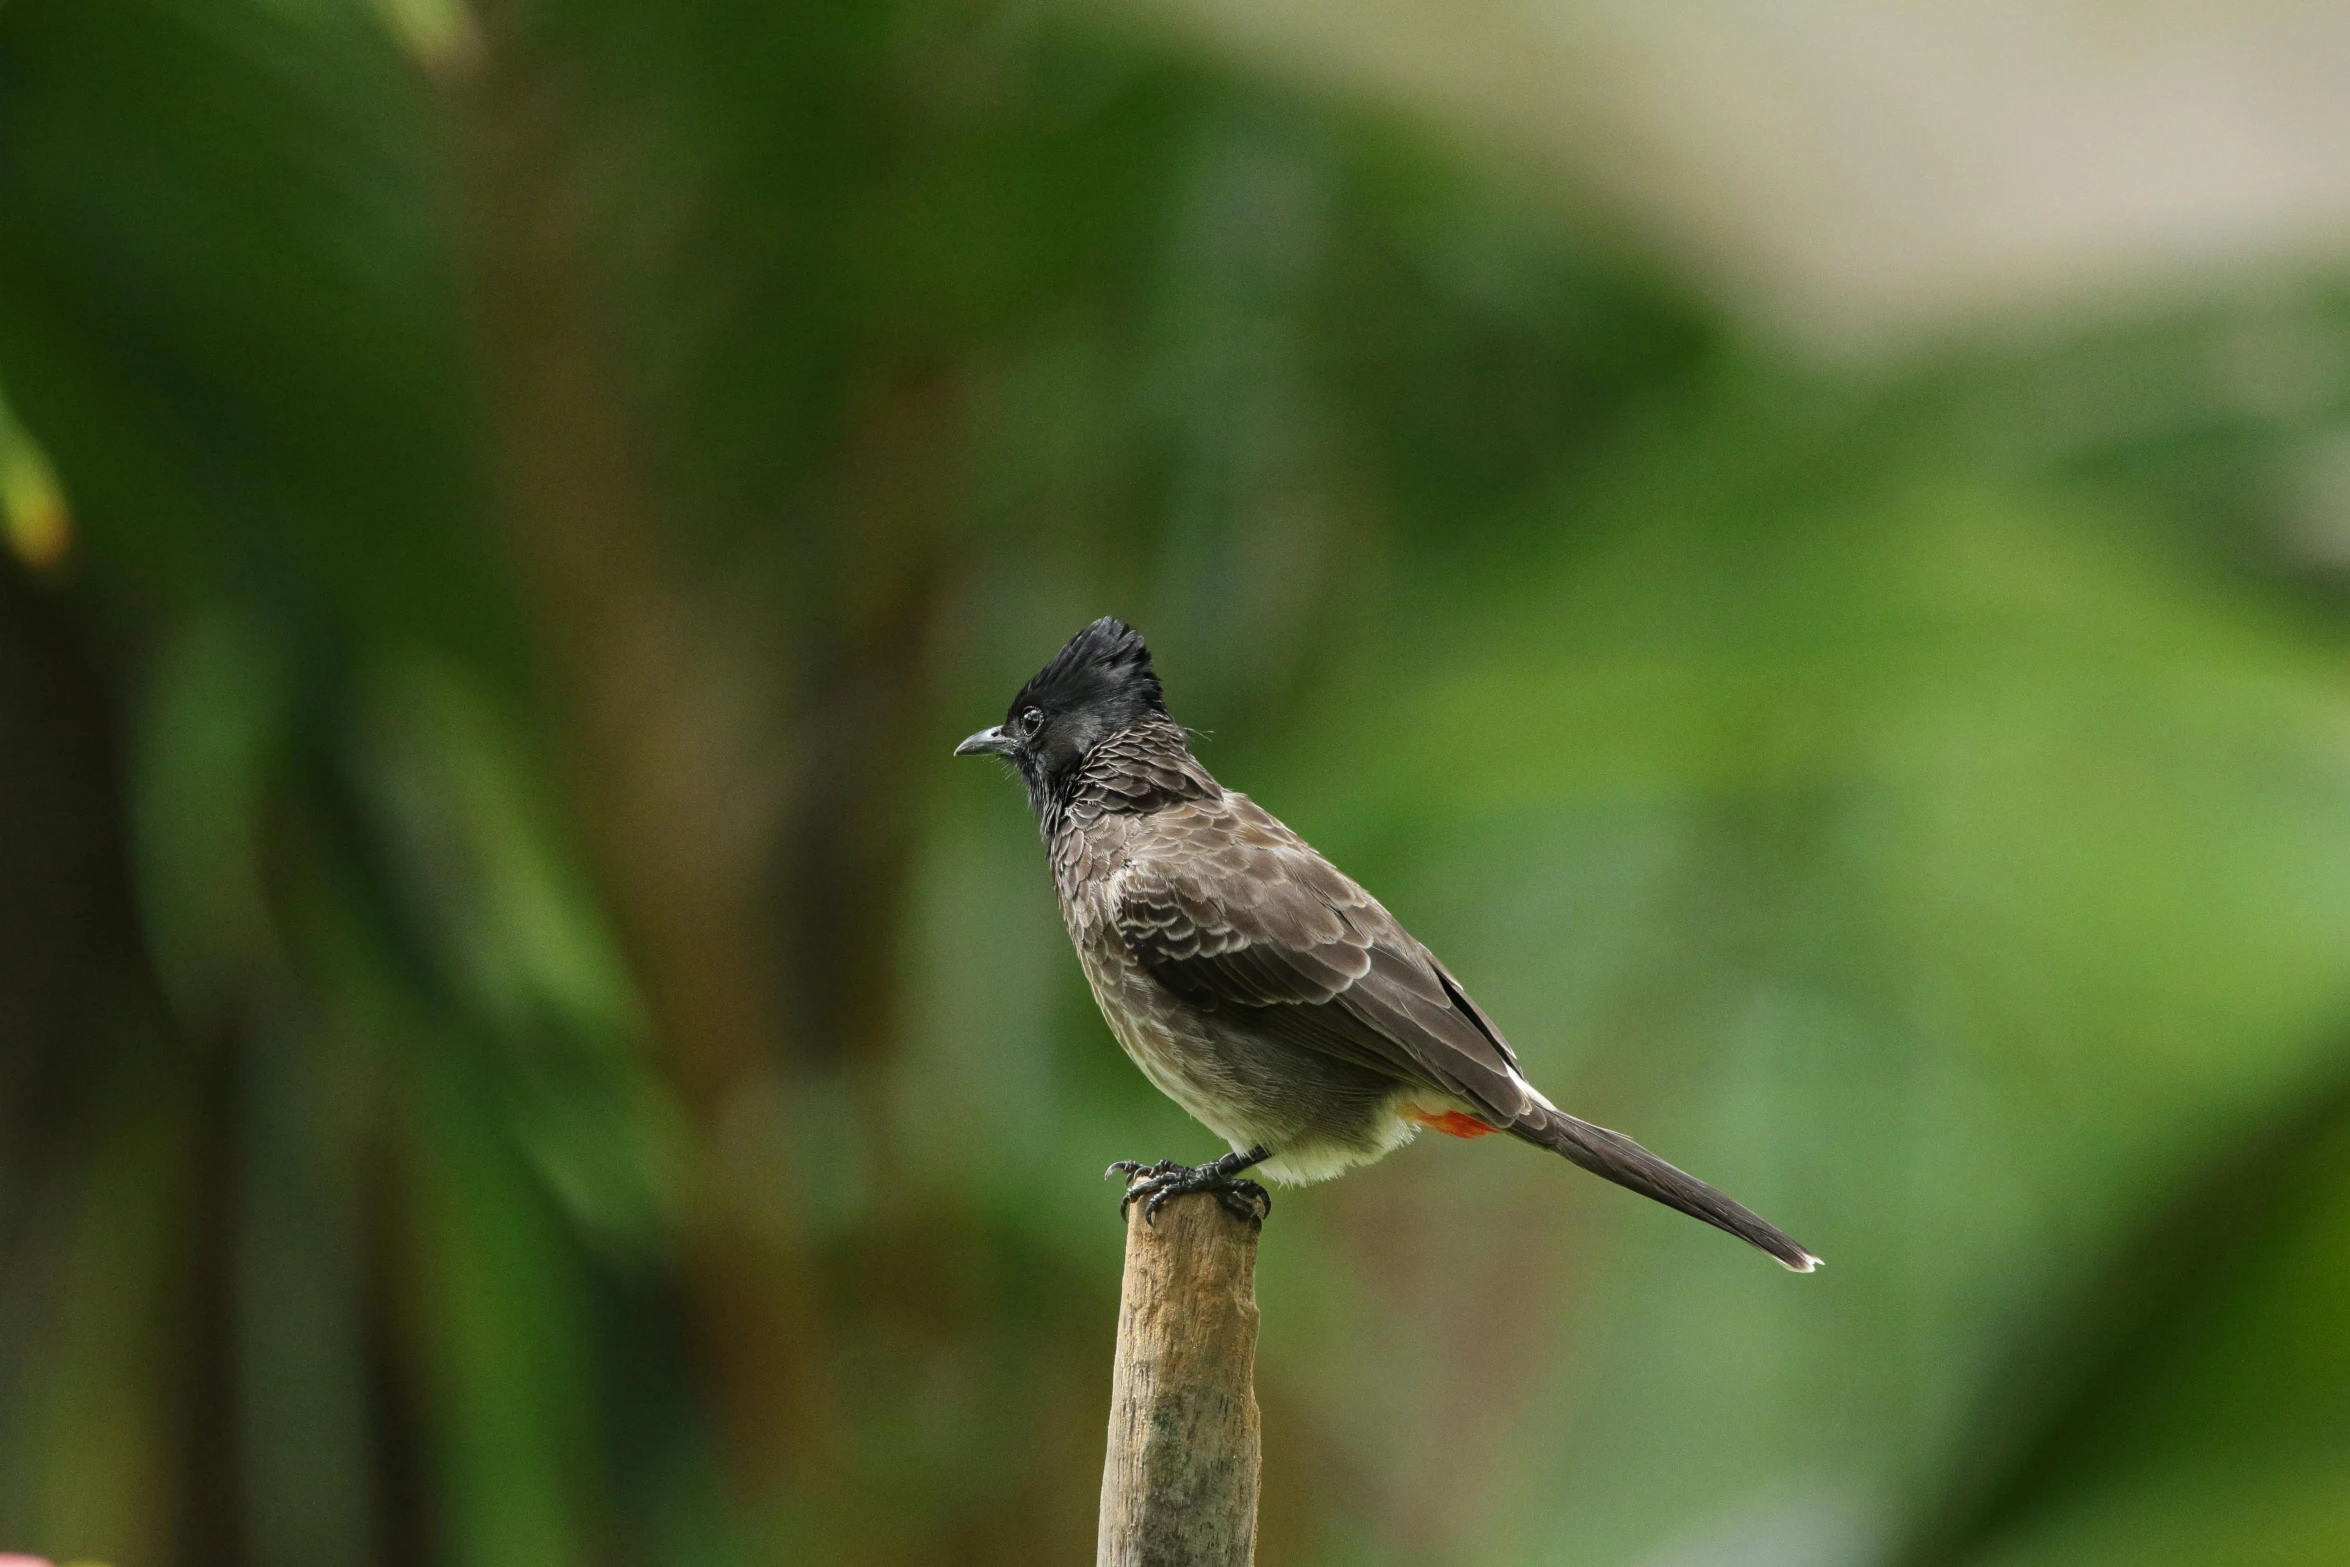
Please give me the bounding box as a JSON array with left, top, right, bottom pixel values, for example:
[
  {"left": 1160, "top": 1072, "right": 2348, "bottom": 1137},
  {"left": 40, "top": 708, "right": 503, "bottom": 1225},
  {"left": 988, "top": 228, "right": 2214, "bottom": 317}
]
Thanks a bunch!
[{"left": 955, "top": 617, "right": 1820, "bottom": 1271}]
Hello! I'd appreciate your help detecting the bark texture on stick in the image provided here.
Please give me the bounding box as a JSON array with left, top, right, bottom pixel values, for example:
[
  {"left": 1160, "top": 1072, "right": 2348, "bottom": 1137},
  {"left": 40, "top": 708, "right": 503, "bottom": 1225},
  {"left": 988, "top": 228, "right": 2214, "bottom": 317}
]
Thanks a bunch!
[{"left": 1098, "top": 1194, "right": 1262, "bottom": 1567}]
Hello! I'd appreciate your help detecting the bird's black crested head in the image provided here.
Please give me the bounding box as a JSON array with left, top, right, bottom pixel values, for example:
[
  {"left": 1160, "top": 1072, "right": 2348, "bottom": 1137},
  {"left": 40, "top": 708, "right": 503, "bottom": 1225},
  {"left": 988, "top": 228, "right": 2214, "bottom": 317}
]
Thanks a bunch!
[
  {"left": 954, "top": 617, "right": 1176, "bottom": 809},
  {"left": 1013, "top": 616, "right": 1166, "bottom": 730}
]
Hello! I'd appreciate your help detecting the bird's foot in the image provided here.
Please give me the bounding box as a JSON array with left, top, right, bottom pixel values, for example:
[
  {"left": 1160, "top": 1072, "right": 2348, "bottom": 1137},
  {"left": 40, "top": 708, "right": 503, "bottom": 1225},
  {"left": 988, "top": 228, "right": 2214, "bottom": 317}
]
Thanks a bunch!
[{"left": 1105, "top": 1151, "right": 1272, "bottom": 1230}]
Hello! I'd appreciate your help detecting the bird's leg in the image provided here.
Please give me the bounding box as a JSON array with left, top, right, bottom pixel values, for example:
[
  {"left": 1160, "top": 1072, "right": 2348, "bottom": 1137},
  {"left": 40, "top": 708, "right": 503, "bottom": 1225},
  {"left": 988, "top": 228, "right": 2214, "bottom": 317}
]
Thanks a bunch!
[{"left": 1105, "top": 1146, "right": 1272, "bottom": 1229}]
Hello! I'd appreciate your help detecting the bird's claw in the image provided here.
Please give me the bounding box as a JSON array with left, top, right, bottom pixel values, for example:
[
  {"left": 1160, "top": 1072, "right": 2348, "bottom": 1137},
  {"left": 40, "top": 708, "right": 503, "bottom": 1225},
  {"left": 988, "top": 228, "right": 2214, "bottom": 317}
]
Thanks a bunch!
[{"left": 1107, "top": 1158, "right": 1271, "bottom": 1230}]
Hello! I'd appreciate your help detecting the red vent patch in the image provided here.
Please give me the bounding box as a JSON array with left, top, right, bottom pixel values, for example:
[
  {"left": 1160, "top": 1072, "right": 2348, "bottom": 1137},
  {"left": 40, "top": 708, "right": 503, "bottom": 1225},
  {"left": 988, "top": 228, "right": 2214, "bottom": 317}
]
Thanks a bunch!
[{"left": 1408, "top": 1108, "right": 1498, "bottom": 1139}]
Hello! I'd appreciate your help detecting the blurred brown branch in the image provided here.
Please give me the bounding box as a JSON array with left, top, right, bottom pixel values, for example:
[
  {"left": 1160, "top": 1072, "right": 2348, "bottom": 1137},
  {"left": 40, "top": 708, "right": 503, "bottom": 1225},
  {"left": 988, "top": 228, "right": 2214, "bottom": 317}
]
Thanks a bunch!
[{"left": 451, "top": 6, "right": 830, "bottom": 1497}]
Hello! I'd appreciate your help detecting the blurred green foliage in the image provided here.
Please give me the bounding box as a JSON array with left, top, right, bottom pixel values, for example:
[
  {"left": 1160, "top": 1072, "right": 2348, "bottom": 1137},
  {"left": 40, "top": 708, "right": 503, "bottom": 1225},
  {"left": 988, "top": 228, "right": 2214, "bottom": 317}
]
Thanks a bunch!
[{"left": 5, "top": 1, "right": 2350, "bottom": 1564}]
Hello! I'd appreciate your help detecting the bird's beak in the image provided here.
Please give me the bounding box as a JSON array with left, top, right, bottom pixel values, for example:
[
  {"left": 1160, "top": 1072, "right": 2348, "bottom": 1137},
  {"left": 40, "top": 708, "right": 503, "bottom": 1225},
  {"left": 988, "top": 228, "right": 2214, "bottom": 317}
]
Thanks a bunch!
[{"left": 955, "top": 725, "right": 1013, "bottom": 758}]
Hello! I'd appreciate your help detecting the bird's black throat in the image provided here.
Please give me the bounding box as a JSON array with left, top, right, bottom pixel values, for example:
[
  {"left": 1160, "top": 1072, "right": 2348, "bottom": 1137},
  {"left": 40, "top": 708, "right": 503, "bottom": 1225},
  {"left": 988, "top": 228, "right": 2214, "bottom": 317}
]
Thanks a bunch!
[{"left": 1029, "top": 719, "right": 1217, "bottom": 840}]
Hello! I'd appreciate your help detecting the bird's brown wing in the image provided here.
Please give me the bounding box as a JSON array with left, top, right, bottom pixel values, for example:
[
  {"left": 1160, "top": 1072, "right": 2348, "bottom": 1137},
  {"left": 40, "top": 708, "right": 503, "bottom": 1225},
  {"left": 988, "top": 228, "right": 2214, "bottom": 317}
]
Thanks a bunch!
[{"left": 1112, "top": 796, "right": 1539, "bottom": 1124}]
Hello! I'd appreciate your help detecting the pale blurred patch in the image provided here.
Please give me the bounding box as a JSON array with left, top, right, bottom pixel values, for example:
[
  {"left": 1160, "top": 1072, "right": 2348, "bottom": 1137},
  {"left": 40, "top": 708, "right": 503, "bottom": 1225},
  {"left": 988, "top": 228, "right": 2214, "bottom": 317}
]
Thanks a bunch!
[
  {"left": 0, "top": 388, "right": 69, "bottom": 574},
  {"left": 1104, "top": 0, "right": 2350, "bottom": 352},
  {"left": 365, "top": 0, "right": 479, "bottom": 75}
]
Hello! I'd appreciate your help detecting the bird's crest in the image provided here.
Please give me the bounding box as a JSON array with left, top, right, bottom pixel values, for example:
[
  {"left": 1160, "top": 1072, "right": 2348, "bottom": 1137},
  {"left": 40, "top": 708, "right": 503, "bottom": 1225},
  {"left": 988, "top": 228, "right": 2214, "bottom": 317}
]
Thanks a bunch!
[{"left": 1015, "top": 616, "right": 1167, "bottom": 724}]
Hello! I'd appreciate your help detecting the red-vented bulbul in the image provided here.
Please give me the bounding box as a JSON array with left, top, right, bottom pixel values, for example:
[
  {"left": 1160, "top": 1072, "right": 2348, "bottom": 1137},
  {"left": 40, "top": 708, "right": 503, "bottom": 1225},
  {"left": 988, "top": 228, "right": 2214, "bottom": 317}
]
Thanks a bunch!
[{"left": 957, "top": 618, "right": 1819, "bottom": 1270}]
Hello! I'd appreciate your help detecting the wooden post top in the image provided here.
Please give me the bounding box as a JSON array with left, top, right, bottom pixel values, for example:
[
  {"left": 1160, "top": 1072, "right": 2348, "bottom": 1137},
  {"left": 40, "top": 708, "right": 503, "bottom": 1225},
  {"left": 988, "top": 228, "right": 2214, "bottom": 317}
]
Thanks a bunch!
[{"left": 1097, "top": 1193, "right": 1263, "bottom": 1567}]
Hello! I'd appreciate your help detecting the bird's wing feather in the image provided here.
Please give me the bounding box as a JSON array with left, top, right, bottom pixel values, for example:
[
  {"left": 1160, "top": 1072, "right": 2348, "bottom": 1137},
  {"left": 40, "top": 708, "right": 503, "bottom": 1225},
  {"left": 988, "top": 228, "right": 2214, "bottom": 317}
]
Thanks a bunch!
[{"left": 1113, "top": 795, "right": 1536, "bottom": 1122}]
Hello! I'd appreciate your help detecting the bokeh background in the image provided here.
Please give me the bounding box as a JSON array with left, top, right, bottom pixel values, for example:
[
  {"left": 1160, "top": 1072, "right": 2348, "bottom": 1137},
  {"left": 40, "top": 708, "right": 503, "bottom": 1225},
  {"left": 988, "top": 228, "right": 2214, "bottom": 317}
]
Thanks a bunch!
[{"left": 7, "top": 1, "right": 2350, "bottom": 1564}]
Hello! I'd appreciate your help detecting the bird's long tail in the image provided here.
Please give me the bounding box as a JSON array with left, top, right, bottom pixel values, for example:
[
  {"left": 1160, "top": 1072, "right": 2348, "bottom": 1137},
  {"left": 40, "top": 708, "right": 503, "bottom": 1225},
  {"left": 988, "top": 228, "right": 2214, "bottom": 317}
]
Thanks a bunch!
[{"left": 1515, "top": 1108, "right": 1821, "bottom": 1272}]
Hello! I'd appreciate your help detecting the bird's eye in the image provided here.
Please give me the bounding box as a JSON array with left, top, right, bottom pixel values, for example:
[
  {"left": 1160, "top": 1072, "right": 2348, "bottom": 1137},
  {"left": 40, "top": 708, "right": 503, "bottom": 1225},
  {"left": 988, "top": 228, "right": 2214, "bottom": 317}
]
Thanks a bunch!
[{"left": 1018, "top": 706, "right": 1045, "bottom": 737}]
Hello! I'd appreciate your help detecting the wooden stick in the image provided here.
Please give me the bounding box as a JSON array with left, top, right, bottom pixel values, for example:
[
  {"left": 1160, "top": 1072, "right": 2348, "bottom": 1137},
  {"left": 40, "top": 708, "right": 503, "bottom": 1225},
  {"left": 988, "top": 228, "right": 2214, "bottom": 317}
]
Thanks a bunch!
[{"left": 1097, "top": 1194, "right": 1263, "bottom": 1567}]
